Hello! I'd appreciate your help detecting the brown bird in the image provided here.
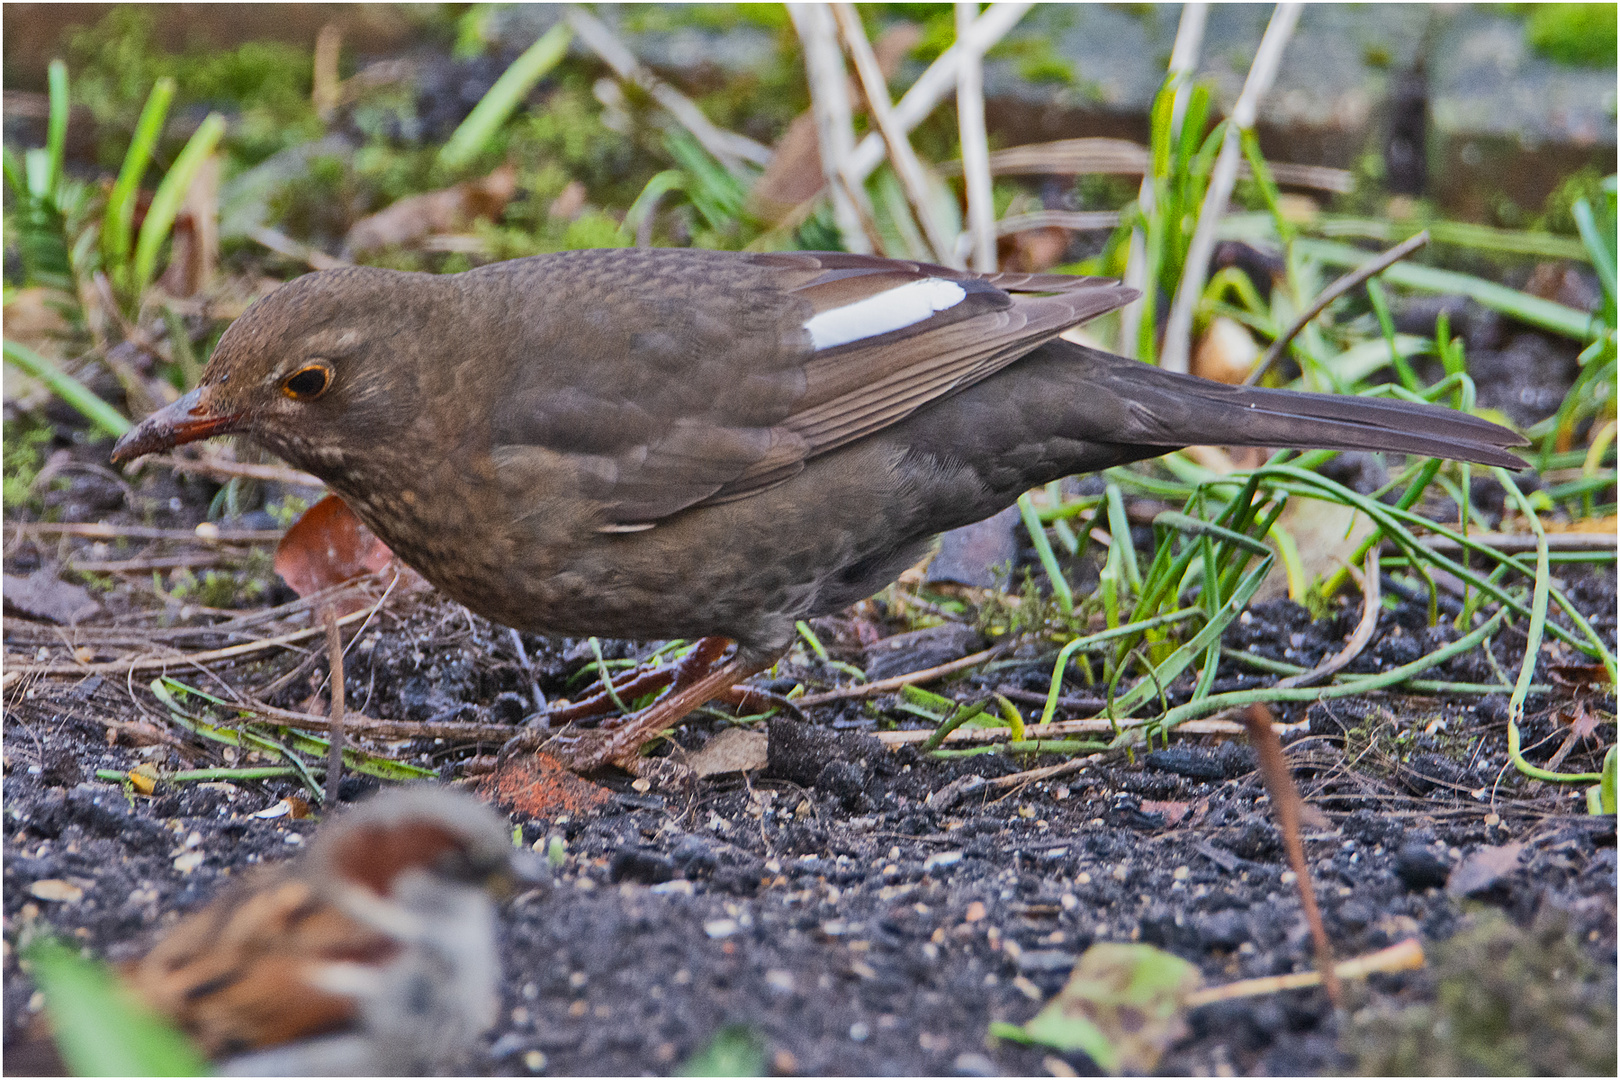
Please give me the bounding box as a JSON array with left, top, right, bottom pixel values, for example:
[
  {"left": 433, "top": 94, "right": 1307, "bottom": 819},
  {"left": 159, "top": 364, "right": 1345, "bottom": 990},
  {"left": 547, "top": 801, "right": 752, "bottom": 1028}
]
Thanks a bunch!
[
  {"left": 112, "top": 249, "right": 1524, "bottom": 771},
  {"left": 123, "top": 786, "right": 540, "bottom": 1075}
]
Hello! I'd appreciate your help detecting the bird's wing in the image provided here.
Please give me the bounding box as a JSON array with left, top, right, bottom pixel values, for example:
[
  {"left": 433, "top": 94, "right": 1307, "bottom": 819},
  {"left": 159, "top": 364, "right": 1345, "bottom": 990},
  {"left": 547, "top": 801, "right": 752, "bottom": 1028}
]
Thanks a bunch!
[
  {"left": 122, "top": 872, "right": 391, "bottom": 1056},
  {"left": 485, "top": 249, "right": 1135, "bottom": 528}
]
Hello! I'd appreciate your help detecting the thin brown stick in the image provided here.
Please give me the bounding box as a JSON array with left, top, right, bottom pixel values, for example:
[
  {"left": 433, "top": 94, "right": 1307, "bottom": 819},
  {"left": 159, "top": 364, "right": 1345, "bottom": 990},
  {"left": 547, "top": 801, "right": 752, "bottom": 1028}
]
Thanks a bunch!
[
  {"left": 236, "top": 698, "right": 515, "bottom": 741},
  {"left": 1241, "top": 702, "right": 1342, "bottom": 1008},
  {"left": 323, "top": 606, "right": 345, "bottom": 805},
  {"left": 796, "top": 646, "right": 1002, "bottom": 705},
  {"left": 1276, "top": 547, "right": 1380, "bottom": 688},
  {"left": 1245, "top": 230, "right": 1431, "bottom": 385},
  {"left": 6, "top": 604, "right": 377, "bottom": 678}
]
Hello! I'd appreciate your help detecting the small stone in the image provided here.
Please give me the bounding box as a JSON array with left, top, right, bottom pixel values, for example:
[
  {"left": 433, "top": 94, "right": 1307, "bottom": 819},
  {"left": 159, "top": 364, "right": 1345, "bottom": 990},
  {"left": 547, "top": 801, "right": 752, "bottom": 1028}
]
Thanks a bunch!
[{"left": 28, "top": 879, "right": 83, "bottom": 903}]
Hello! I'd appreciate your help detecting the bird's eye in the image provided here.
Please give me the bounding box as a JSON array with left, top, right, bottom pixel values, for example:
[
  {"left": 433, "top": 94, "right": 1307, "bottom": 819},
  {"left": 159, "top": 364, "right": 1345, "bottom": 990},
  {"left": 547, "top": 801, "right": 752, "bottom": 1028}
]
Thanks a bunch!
[{"left": 282, "top": 363, "right": 332, "bottom": 400}]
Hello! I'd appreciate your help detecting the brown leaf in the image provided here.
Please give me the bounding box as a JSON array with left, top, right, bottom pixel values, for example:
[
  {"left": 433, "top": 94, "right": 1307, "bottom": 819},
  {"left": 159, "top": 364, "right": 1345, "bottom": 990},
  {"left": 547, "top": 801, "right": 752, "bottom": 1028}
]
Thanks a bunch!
[
  {"left": 1140, "top": 799, "right": 1192, "bottom": 827},
  {"left": 1446, "top": 842, "right": 1525, "bottom": 897},
  {"left": 343, "top": 163, "right": 518, "bottom": 256},
  {"left": 273, "top": 494, "right": 394, "bottom": 604},
  {"left": 686, "top": 727, "right": 768, "bottom": 777},
  {"left": 3, "top": 570, "right": 101, "bottom": 625}
]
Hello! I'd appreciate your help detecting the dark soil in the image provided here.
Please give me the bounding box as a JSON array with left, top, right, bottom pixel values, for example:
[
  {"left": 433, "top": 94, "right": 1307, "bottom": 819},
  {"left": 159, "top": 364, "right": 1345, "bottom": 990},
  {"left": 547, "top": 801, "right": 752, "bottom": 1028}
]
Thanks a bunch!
[{"left": 3, "top": 339, "right": 1616, "bottom": 1077}]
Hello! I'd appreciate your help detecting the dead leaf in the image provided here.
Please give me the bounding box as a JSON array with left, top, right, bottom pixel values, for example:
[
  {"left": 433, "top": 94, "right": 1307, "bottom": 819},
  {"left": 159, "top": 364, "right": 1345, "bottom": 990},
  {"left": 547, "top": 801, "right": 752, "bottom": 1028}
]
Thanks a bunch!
[
  {"left": 3, "top": 570, "right": 101, "bottom": 625},
  {"left": 343, "top": 163, "right": 518, "bottom": 256},
  {"left": 1446, "top": 842, "right": 1525, "bottom": 897},
  {"left": 686, "top": 727, "right": 768, "bottom": 777},
  {"left": 273, "top": 494, "right": 395, "bottom": 609},
  {"left": 999, "top": 942, "right": 1203, "bottom": 1074},
  {"left": 1140, "top": 799, "right": 1192, "bottom": 827},
  {"left": 1192, "top": 316, "right": 1259, "bottom": 385}
]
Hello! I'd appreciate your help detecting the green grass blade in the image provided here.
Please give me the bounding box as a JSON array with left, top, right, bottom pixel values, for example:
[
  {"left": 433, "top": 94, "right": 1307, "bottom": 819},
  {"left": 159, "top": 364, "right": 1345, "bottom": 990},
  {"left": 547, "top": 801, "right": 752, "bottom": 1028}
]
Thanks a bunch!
[
  {"left": 1019, "top": 492, "right": 1073, "bottom": 614},
  {"left": 45, "top": 59, "right": 68, "bottom": 200},
  {"left": 438, "top": 22, "right": 573, "bottom": 171},
  {"left": 1294, "top": 238, "right": 1596, "bottom": 341},
  {"left": 3, "top": 340, "right": 130, "bottom": 437},
  {"left": 131, "top": 113, "right": 226, "bottom": 302},
  {"left": 104, "top": 77, "right": 176, "bottom": 285},
  {"left": 24, "top": 937, "right": 208, "bottom": 1076}
]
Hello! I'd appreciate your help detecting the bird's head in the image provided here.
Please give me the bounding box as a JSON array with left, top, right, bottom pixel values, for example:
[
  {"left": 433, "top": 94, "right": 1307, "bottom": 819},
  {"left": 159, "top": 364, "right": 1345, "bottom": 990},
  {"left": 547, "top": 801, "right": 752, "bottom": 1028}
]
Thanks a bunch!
[{"left": 111, "top": 267, "right": 453, "bottom": 476}]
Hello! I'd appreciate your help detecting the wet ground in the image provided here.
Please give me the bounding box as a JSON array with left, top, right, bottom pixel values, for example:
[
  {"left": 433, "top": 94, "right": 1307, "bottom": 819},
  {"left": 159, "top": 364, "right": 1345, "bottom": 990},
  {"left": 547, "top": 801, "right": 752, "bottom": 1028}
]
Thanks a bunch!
[{"left": 2, "top": 413, "right": 1614, "bottom": 1075}]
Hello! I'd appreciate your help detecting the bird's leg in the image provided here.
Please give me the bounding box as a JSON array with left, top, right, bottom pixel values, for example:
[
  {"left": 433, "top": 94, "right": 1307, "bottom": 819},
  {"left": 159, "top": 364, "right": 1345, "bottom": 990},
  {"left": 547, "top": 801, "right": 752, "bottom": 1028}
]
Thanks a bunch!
[{"left": 540, "top": 641, "right": 783, "bottom": 774}]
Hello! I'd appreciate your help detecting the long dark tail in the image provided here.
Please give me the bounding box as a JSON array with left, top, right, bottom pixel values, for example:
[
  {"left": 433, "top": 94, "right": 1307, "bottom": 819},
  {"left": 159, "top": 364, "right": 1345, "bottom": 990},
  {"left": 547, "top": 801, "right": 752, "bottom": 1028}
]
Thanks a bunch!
[{"left": 1062, "top": 341, "right": 1528, "bottom": 469}]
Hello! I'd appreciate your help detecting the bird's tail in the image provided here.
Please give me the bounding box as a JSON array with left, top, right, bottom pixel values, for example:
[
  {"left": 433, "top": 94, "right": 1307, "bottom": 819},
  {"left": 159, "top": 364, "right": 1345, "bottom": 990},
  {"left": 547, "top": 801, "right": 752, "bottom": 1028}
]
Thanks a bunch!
[{"left": 1064, "top": 341, "right": 1527, "bottom": 469}]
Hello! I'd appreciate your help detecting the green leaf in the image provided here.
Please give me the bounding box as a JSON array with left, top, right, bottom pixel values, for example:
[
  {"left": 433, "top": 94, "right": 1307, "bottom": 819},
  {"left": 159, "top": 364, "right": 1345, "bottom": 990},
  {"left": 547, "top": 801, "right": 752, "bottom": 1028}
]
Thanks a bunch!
[
  {"left": 1003, "top": 942, "right": 1202, "bottom": 1074},
  {"left": 131, "top": 112, "right": 226, "bottom": 302},
  {"left": 439, "top": 23, "right": 573, "bottom": 171},
  {"left": 677, "top": 1025, "right": 765, "bottom": 1077},
  {"left": 104, "top": 77, "right": 176, "bottom": 283},
  {"left": 25, "top": 937, "right": 207, "bottom": 1077}
]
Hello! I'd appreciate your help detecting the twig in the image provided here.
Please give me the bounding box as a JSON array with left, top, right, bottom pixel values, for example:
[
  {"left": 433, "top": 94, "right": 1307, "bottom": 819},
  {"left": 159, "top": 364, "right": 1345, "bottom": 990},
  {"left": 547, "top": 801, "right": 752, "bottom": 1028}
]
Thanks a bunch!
[
  {"left": 1120, "top": 1, "right": 1208, "bottom": 356},
  {"left": 247, "top": 226, "right": 348, "bottom": 271},
  {"left": 956, "top": 1, "right": 995, "bottom": 271},
  {"left": 997, "top": 210, "right": 1120, "bottom": 236},
  {"left": 6, "top": 604, "right": 377, "bottom": 677},
  {"left": 1241, "top": 701, "right": 1342, "bottom": 1008},
  {"left": 873, "top": 713, "right": 1307, "bottom": 746},
  {"left": 564, "top": 5, "right": 771, "bottom": 176},
  {"left": 1414, "top": 532, "right": 1615, "bottom": 554},
  {"left": 797, "top": 646, "right": 1003, "bottom": 705},
  {"left": 1160, "top": 2, "right": 1301, "bottom": 373},
  {"left": 241, "top": 702, "right": 514, "bottom": 742},
  {"left": 1276, "top": 547, "right": 1380, "bottom": 688},
  {"left": 8, "top": 522, "right": 282, "bottom": 543},
  {"left": 985, "top": 755, "right": 1099, "bottom": 790},
  {"left": 323, "top": 606, "right": 345, "bottom": 805},
  {"left": 845, "top": 2, "right": 1033, "bottom": 186},
  {"left": 1245, "top": 230, "right": 1431, "bottom": 385},
  {"left": 831, "top": 3, "right": 958, "bottom": 266},
  {"left": 145, "top": 453, "right": 322, "bottom": 488},
  {"left": 786, "top": 3, "right": 872, "bottom": 253},
  {"left": 1184, "top": 938, "right": 1424, "bottom": 1007}
]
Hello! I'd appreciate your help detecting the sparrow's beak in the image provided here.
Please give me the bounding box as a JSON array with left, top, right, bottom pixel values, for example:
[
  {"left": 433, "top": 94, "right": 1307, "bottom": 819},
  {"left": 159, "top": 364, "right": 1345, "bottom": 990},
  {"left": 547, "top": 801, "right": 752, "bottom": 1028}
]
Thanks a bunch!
[{"left": 110, "top": 385, "right": 246, "bottom": 464}]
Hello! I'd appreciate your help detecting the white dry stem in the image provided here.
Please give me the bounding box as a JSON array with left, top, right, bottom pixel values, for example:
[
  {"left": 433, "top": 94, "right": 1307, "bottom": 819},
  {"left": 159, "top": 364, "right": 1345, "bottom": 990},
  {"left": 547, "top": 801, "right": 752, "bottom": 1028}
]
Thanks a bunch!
[
  {"left": 564, "top": 6, "right": 772, "bottom": 177},
  {"left": 845, "top": 2, "right": 1033, "bottom": 186},
  {"left": 787, "top": 3, "right": 872, "bottom": 253},
  {"left": 956, "top": 1, "right": 996, "bottom": 271},
  {"left": 1159, "top": 2, "right": 1302, "bottom": 372},
  {"left": 832, "top": 3, "right": 959, "bottom": 267},
  {"left": 1119, "top": 1, "right": 1208, "bottom": 356}
]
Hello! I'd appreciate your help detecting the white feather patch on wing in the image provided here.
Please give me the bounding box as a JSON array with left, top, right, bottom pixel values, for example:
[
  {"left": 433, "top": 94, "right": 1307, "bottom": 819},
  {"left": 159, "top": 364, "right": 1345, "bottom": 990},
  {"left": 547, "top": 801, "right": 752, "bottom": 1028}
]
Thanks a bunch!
[{"left": 803, "top": 278, "right": 968, "bottom": 350}]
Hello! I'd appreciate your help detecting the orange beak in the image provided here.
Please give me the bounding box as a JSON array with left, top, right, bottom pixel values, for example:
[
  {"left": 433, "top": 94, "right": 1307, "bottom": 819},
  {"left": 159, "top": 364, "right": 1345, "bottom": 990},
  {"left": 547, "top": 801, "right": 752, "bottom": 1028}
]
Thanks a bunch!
[{"left": 110, "top": 386, "right": 246, "bottom": 464}]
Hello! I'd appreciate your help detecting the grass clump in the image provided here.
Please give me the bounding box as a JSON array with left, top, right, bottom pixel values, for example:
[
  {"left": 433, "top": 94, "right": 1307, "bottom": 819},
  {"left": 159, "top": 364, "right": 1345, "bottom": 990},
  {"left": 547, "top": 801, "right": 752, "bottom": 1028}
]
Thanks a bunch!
[{"left": 1344, "top": 907, "right": 1617, "bottom": 1076}]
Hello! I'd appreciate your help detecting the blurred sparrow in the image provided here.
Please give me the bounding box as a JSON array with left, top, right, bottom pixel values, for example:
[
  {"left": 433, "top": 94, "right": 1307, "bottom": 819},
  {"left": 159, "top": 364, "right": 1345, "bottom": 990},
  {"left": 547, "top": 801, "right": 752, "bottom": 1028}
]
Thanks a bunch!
[{"left": 123, "top": 786, "right": 543, "bottom": 1076}]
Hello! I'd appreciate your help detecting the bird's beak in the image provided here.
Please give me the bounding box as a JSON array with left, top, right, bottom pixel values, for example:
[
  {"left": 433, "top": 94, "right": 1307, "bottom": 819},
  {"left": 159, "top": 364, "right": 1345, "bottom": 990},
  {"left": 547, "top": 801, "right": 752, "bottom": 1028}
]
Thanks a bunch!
[{"left": 110, "top": 385, "right": 246, "bottom": 464}]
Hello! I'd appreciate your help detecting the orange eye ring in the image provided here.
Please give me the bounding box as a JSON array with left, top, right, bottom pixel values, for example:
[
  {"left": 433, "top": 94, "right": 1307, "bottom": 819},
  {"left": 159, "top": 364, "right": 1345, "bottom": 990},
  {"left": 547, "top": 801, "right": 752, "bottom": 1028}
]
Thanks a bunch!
[{"left": 282, "top": 363, "right": 333, "bottom": 400}]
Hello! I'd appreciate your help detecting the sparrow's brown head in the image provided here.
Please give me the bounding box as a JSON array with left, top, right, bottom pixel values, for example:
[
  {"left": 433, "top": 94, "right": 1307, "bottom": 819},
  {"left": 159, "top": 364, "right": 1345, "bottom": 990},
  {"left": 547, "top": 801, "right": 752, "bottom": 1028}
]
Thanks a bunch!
[{"left": 315, "top": 785, "right": 545, "bottom": 900}]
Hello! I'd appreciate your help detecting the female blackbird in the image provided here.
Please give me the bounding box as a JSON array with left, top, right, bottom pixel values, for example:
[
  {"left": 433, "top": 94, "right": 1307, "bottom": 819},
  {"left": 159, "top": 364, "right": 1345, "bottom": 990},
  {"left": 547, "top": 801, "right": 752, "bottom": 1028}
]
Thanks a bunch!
[{"left": 113, "top": 249, "right": 1524, "bottom": 771}]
